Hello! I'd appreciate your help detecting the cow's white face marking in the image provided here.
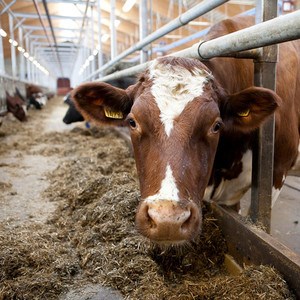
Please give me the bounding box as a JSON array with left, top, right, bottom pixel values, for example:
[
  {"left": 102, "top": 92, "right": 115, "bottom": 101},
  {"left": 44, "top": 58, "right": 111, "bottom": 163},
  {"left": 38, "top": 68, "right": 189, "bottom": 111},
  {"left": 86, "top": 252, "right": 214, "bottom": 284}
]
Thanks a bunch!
[
  {"left": 144, "top": 164, "right": 179, "bottom": 203},
  {"left": 149, "top": 60, "right": 209, "bottom": 136}
]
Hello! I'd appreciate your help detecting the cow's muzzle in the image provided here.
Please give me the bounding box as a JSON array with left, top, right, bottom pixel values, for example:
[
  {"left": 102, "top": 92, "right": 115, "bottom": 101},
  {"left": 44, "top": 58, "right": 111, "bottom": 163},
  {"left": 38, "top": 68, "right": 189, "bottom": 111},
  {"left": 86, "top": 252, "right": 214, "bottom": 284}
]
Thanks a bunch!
[{"left": 136, "top": 199, "right": 201, "bottom": 245}]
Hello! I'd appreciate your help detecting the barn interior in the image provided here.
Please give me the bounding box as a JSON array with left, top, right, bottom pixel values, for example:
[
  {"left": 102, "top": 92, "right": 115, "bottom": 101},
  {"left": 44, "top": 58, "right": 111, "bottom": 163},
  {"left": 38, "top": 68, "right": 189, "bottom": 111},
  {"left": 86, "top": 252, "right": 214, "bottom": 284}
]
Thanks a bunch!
[{"left": 0, "top": 0, "right": 300, "bottom": 299}]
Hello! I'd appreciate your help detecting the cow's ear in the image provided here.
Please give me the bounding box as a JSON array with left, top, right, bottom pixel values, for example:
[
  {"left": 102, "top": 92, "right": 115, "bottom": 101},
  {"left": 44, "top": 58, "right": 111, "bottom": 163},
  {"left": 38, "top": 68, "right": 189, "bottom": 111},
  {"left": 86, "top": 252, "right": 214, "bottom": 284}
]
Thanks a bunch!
[
  {"left": 72, "top": 81, "right": 133, "bottom": 126},
  {"left": 221, "top": 87, "right": 281, "bottom": 133}
]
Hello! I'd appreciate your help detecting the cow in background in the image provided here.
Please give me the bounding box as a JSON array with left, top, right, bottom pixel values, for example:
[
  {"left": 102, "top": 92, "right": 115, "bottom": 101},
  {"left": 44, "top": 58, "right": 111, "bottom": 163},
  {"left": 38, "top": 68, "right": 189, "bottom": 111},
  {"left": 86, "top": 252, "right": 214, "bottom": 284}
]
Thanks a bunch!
[
  {"left": 6, "top": 92, "right": 27, "bottom": 122},
  {"left": 63, "top": 77, "right": 136, "bottom": 125},
  {"left": 26, "top": 84, "right": 43, "bottom": 109}
]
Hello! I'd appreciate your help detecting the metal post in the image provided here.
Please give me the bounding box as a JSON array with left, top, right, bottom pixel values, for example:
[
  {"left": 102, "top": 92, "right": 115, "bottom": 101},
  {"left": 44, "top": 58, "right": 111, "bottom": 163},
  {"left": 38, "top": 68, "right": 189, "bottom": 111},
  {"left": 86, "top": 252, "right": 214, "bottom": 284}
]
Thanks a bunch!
[
  {"left": 25, "top": 36, "right": 30, "bottom": 80},
  {"left": 0, "top": 19, "right": 5, "bottom": 74},
  {"left": 90, "top": 4, "right": 96, "bottom": 78},
  {"left": 110, "top": 0, "right": 117, "bottom": 59},
  {"left": 97, "top": 0, "right": 103, "bottom": 74},
  {"left": 250, "top": 0, "right": 278, "bottom": 232},
  {"left": 139, "top": 0, "right": 148, "bottom": 63},
  {"left": 9, "top": 14, "right": 17, "bottom": 78},
  {"left": 18, "top": 27, "right": 25, "bottom": 80}
]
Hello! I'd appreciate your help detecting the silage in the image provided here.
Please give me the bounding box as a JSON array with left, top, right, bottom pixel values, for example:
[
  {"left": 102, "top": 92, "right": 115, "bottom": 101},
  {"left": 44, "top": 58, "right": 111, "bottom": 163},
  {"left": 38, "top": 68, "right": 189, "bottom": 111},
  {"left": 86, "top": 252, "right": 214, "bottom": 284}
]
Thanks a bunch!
[{"left": 0, "top": 97, "right": 295, "bottom": 299}]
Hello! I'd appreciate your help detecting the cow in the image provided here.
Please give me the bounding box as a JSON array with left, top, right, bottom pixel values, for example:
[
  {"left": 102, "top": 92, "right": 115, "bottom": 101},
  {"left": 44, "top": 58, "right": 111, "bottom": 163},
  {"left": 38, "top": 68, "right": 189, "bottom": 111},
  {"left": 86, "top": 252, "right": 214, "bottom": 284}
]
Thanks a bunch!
[
  {"left": 72, "top": 16, "right": 300, "bottom": 245},
  {"left": 63, "top": 77, "right": 136, "bottom": 124},
  {"left": 6, "top": 92, "right": 27, "bottom": 122},
  {"left": 63, "top": 92, "right": 84, "bottom": 124},
  {"left": 26, "top": 84, "right": 43, "bottom": 110}
]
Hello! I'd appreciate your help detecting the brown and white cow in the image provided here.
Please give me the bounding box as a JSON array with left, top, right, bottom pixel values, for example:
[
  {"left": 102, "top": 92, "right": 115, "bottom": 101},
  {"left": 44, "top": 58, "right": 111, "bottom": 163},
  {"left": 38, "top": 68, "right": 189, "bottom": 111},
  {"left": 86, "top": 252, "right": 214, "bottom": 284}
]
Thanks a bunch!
[{"left": 72, "top": 16, "right": 300, "bottom": 245}]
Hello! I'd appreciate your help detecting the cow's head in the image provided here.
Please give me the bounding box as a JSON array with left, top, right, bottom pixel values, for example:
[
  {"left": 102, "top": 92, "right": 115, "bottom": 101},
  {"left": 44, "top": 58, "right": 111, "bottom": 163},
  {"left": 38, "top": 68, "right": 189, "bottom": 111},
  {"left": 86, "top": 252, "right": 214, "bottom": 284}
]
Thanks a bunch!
[
  {"left": 72, "top": 57, "right": 279, "bottom": 245},
  {"left": 6, "top": 92, "right": 27, "bottom": 122}
]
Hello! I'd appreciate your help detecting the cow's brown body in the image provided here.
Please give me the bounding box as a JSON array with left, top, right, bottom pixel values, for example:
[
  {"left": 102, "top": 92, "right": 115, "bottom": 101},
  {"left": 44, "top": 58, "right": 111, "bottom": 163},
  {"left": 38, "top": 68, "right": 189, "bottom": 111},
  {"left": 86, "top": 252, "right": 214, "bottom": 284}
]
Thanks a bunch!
[{"left": 72, "top": 16, "right": 300, "bottom": 245}]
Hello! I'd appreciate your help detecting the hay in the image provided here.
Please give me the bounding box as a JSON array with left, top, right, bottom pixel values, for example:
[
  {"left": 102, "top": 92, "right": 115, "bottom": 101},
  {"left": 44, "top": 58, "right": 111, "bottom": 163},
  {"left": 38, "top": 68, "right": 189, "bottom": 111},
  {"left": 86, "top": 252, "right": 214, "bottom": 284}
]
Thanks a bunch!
[{"left": 0, "top": 97, "right": 295, "bottom": 299}]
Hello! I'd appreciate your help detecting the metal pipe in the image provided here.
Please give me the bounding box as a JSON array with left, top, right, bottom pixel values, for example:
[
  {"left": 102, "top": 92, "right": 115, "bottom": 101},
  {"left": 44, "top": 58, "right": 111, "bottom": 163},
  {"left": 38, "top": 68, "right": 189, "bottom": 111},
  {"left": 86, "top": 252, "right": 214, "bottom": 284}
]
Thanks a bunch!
[
  {"left": 84, "top": 0, "right": 229, "bottom": 81},
  {"left": 0, "top": 0, "right": 15, "bottom": 15},
  {"left": 195, "top": 10, "right": 300, "bottom": 60},
  {"left": 18, "top": 27, "right": 25, "bottom": 81},
  {"left": 0, "top": 18, "right": 5, "bottom": 74},
  {"left": 250, "top": 0, "right": 278, "bottom": 233},
  {"left": 97, "top": 10, "right": 300, "bottom": 82},
  {"left": 110, "top": 0, "right": 117, "bottom": 59},
  {"left": 90, "top": 5, "right": 96, "bottom": 78},
  {"left": 9, "top": 14, "right": 17, "bottom": 78},
  {"left": 97, "top": 0, "right": 103, "bottom": 75},
  {"left": 139, "top": 0, "right": 148, "bottom": 63}
]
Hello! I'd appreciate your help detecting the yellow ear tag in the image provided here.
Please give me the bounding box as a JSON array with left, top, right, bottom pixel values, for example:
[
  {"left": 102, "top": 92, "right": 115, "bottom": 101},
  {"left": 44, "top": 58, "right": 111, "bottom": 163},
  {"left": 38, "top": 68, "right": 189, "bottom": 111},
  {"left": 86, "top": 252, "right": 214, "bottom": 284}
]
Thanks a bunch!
[
  {"left": 104, "top": 107, "right": 123, "bottom": 119},
  {"left": 237, "top": 109, "right": 250, "bottom": 117}
]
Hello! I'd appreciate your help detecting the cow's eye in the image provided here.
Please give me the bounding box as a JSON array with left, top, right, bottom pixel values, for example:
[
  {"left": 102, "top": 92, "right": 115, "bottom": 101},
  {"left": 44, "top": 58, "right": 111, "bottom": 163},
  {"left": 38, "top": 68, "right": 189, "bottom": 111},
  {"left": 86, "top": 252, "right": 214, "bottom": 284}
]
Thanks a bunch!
[
  {"left": 211, "top": 120, "right": 223, "bottom": 133},
  {"left": 128, "top": 118, "right": 137, "bottom": 128}
]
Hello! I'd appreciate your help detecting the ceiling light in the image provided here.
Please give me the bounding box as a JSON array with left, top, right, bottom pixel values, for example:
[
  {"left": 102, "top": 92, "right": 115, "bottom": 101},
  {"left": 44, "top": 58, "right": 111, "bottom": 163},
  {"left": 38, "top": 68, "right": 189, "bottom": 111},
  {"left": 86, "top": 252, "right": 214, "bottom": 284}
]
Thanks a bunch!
[
  {"left": 0, "top": 29, "right": 7, "bottom": 37},
  {"left": 29, "top": 56, "right": 34, "bottom": 62},
  {"left": 189, "top": 21, "right": 211, "bottom": 26},
  {"left": 122, "top": 0, "right": 136, "bottom": 13},
  {"left": 93, "top": 49, "right": 98, "bottom": 56},
  {"left": 165, "top": 35, "right": 183, "bottom": 39},
  {"left": 12, "top": 40, "right": 18, "bottom": 47},
  {"left": 24, "top": 52, "right": 29, "bottom": 58},
  {"left": 101, "top": 34, "right": 110, "bottom": 42}
]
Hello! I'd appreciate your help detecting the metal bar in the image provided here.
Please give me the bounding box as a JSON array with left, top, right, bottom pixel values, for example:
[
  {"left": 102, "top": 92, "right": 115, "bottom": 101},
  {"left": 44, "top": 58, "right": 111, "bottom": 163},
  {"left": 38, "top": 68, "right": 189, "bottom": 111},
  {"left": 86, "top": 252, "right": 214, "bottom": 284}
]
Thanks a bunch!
[
  {"left": 84, "top": 0, "right": 229, "bottom": 81},
  {"left": 250, "top": 0, "right": 278, "bottom": 232},
  {"left": 29, "top": 34, "right": 79, "bottom": 40},
  {"left": 13, "top": 12, "right": 84, "bottom": 20},
  {"left": 9, "top": 14, "right": 17, "bottom": 78},
  {"left": 139, "top": 0, "right": 148, "bottom": 63},
  {"left": 98, "top": 10, "right": 300, "bottom": 82},
  {"left": 212, "top": 203, "right": 300, "bottom": 299},
  {"left": 0, "top": 18, "right": 5, "bottom": 74},
  {"left": 110, "top": 0, "right": 117, "bottom": 59},
  {"left": 0, "top": 0, "right": 15, "bottom": 15},
  {"left": 18, "top": 27, "right": 25, "bottom": 81},
  {"left": 90, "top": 4, "right": 96, "bottom": 77},
  {"left": 97, "top": 0, "right": 103, "bottom": 74},
  {"left": 22, "top": 25, "right": 81, "bottom": 31}
]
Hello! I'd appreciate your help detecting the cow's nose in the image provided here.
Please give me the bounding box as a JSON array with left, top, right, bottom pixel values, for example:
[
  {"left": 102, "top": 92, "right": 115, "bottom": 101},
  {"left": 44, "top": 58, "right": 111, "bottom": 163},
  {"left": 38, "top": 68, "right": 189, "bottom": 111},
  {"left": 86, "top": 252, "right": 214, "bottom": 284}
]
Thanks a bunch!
[{"left": 136, "top": 200, "right": 201, "bottom": 244}]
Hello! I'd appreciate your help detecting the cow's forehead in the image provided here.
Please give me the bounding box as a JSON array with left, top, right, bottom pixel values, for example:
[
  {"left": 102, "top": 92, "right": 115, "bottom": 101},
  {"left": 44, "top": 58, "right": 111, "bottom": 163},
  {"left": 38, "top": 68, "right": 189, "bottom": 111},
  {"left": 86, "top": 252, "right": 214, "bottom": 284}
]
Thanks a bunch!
[{"left": 147, "top": 58, "right": 212, "bottom": 136}]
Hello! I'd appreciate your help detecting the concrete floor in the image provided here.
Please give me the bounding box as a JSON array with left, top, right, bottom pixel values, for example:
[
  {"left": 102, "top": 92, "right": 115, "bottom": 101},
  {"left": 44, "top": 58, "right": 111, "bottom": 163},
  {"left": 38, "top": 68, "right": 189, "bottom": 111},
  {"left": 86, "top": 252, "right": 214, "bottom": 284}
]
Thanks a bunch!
[{"left": 271, "top": 175, "right": 300, "bottom": 254}]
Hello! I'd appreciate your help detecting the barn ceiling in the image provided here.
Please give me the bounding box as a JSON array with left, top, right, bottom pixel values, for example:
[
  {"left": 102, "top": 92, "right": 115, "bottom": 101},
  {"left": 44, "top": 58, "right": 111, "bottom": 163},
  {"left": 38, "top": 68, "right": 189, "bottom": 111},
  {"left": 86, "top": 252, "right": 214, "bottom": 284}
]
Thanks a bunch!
[{"left": 0, "top": 0, "right": 257, "bottom": 80}]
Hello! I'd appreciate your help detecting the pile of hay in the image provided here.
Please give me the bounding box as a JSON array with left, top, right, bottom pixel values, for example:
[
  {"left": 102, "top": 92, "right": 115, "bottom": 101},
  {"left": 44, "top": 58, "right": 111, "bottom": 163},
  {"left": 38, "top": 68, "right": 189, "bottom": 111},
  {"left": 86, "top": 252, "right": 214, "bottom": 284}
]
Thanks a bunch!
[{"left": 0, "top": 97, "right": 295, "bottom": 299}]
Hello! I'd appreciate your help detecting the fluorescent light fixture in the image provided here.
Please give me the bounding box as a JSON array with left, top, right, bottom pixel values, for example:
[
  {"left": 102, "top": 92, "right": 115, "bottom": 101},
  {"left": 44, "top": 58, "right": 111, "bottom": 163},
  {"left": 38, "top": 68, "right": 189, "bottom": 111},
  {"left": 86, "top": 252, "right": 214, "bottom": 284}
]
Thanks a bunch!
[
  {"left": 189, "top": 21, "right": 211, "bottom": 26},
  {"left": 9, "top": 38, "right": 18, "bottom": 46},
  {"left": 165, "top": 34, "right": 183, "bottom": 39},
  {"left": 122, "top": 0, "right": 136, "bottom": 12},
  {"left": 101, "top": 33, "right": 110, "bottom": 42},
  {"left": 0, "top": 29, "right": 7, "bottom": 37}
]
